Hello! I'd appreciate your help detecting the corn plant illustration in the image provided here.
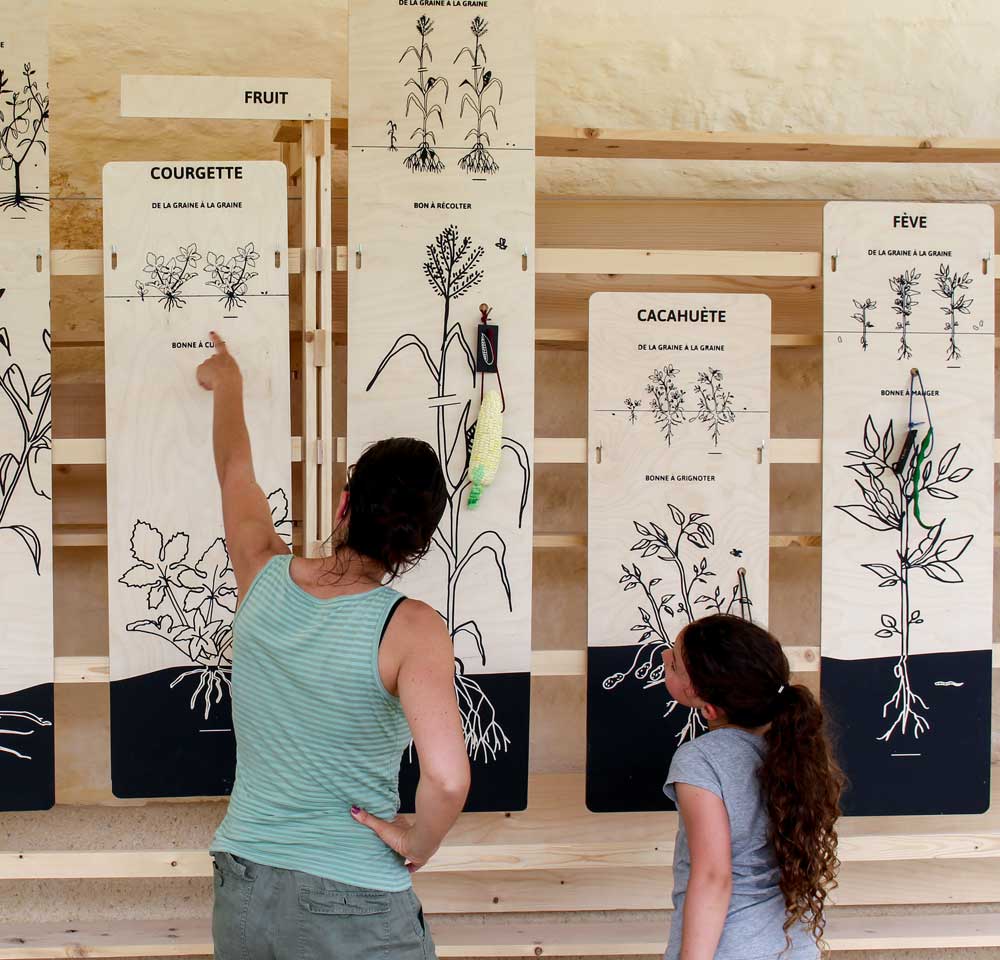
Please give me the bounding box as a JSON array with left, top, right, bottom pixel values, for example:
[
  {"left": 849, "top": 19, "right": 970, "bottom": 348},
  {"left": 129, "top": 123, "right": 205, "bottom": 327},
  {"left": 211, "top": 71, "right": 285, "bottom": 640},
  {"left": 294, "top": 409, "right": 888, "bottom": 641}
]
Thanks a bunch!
[
  {"left": 0, "top": 63, "right": 49, "bottom": 213},
  {"left": 852, "top": 297, "right": 877, "bottom": 352},
  {"left": 646, "top": 365, "right": 685, "bottom": 446},
  {"left": 690, "top": 367, "right": 735, "bottom": 446},
  {"left": 604, "top": 506, "right": 753, "bottom": 744},
  {"left": 136, "top": 244, "right": 202, "bottom": 311},
  {"left": 933, "top": 264, "right": 973, "bottom": 362},
  {"left": 836, "top": 415, "right": 973, "bottom": 741},
  {"left": 623, "top": 397, "right": 641, "bottom": 425},
  {"left": 890, "top": 269, "right": 920, "bottom": 361},
  {"left": 366, "top": 225, "right": 531, "bottom": 762},
  {"left": 204, "top": 243, "right": 260, "bottom": 311},
  {"left": 401, "top": 16, "right": 450, "bottom": 173},
  {"left": 119, "top": 489, "right": 292, "bottom": 720},
  {"left": 454, "top": 17, "right": 503, "bottom": 175}
]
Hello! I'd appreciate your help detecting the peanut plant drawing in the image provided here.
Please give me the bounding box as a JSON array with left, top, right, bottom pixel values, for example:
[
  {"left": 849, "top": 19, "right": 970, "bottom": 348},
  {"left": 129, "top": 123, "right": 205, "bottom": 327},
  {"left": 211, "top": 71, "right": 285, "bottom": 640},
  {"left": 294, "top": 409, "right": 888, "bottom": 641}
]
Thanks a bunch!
[
  {"left": 455, "top": 17, "right": 503, "bottom": 175},
  {"left": 934, "top": 264, "right": 973, "bottom": 362},
  {"left": 0, "top": 63, "right": 49, "bottom": 213},
  {"left": 646, "top": 365, "right": 685, "bottom": 446},
  {"left": 0, "top": 710, "right": 51, "bottom": 760},
  {"left": 690, "top": 367, "right": 735, "bottom": 446},
  {"left": 204, "top": 243, "right": 260, "bottom": 311},
  {"left": 852, "top": 298, "right": 877, "bottom": 352},
  {"left": 837, "top": 415, "right": 973, "bottom": 741},
  {"left": 624, "top": 397, "right": 640, "bottom": 425},
  {"left": 118, "top": 489, "right": 291, "bottom": 720},
  {"left": 366, "top": 224, "right": 531, "bottom": 763},
  {"left": 136, "top": 244, "right": 202, "bottom": 311},
  {"left": 400, "top": 16, "right": 450, "bottom": 173},
  {"left": 890, "top": 269, "right": 920, "bottom": 361},
  {"left": 604, "top": 506, "right": 753, "bottom": 744}
]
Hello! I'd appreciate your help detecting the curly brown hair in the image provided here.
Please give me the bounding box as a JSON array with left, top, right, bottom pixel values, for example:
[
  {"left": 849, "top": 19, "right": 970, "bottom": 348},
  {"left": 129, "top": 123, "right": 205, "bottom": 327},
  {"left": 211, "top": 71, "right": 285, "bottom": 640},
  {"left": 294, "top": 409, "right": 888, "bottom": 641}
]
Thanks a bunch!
[{"left": 679, "top": 614, "right": 845, "bottom": 951}]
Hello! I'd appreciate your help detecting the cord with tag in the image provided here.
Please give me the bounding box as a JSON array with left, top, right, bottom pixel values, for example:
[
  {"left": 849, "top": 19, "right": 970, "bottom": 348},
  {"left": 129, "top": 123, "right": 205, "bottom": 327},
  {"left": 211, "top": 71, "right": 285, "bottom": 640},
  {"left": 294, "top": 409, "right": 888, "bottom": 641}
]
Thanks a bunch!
[{"left": 467, "top": 303, "right": 505, "bottom": 508}]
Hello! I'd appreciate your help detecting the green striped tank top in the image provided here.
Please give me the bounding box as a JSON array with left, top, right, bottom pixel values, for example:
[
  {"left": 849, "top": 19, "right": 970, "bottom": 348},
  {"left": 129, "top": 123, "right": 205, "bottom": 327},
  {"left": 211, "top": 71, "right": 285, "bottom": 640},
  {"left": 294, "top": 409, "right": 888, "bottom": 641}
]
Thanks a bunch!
[{"left": 211, "top": 554, "right": 412, "bottom": 891}]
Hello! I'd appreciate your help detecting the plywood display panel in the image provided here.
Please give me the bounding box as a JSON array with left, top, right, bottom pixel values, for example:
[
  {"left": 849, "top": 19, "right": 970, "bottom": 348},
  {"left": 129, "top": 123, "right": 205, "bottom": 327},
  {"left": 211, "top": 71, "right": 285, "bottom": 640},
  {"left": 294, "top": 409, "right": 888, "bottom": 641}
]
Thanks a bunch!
[
  {"left": 0, "top": 0, "right": 53, "bottom": 811},
  {"left": 103, "top": 162, "right": 291, "bottom": 799},
  {"left": 821, "top": 202, "right": 995, "bottom": 816},
  {"left": 587, "top": 293, "right": 771, "bottom": 812},
  {"left": 348, "top": 0, "right": 535, "bottom": 811}
]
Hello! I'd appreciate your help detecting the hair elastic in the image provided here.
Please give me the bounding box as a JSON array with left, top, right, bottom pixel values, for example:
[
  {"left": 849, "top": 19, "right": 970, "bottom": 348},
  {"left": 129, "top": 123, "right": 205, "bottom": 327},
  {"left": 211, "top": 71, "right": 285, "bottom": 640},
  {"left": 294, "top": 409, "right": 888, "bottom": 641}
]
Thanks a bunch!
[{"left": 777, "top": 685, "right": 786, "bottom": 695}]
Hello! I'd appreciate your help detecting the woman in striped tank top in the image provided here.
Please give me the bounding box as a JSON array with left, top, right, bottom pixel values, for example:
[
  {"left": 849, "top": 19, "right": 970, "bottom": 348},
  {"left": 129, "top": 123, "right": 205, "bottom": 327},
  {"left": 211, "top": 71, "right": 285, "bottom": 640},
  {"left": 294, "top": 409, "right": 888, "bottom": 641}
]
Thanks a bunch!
[{"left": 196, "top": 333, "right": 471, "bottom": 959}]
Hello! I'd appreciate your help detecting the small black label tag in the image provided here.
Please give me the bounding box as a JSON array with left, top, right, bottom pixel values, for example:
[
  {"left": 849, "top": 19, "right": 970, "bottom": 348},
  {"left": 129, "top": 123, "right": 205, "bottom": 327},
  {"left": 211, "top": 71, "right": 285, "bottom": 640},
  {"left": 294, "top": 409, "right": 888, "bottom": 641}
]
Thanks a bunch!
[{"left": 476, "top": 324, "right": 499, "bottom": 374}]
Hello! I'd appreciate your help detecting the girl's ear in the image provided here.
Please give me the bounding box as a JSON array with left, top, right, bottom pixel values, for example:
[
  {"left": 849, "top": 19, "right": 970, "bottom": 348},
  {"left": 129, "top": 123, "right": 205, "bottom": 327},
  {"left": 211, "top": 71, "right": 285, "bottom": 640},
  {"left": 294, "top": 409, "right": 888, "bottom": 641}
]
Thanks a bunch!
[
  {"left": 700, "top": 701, "right": 723, "bottom": 724},
  {"left": 336, "top": 490, "right": 350, "bottom": 524}
]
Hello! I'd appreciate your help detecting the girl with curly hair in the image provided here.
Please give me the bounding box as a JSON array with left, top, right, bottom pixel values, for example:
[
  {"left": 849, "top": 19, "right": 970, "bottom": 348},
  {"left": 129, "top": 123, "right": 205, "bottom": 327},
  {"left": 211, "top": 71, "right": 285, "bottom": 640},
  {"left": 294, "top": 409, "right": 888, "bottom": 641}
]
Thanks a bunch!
[{"left": 661, "top": 614, "right": 844, "bottom": 959}]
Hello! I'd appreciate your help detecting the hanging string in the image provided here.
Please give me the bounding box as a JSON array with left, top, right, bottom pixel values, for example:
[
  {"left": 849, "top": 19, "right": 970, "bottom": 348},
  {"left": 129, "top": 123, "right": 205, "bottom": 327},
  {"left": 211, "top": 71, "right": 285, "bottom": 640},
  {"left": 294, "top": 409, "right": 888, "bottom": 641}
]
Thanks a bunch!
[{"left": 478, "top": 304, "right": 506, "bottom": 411}]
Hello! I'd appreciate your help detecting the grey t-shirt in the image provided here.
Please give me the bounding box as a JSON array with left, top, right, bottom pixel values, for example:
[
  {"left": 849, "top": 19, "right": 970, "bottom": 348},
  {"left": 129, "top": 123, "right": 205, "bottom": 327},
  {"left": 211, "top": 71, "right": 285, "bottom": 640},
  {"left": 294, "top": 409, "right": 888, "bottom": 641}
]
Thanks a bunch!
[{"left": 663, "top": 728, "right": 819, "bottom": 960}]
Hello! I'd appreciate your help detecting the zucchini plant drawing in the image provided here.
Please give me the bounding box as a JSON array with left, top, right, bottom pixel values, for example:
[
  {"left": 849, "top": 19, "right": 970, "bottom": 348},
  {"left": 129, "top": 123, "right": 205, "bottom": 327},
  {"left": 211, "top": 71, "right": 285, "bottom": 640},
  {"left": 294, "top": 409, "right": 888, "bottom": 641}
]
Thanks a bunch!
[
  {"left": 204, "top": 243, "right": 260, "bottom": 311},
  {"left": 0, "top": 63, "right": 49, "bottom": 213},
  {"left": 604, "top": 505, "right": 752, "bottom": 744},
  {"left": 646, "top": 365, "right": 685, "bottom": 446},
  {"left": 690, "top": 367, "right": 735, "bottom": 446},
  {"left": 933, "top": 264, "right": 973, "bottom": 362},
  {"left": 400, "top": 16, "right": 449, "bottom": 173},
  {"left": 0, "top": 710, "right": 51, "bottom": 760},
  {"left": 366, "top": 224, "right": 531, "bottom": 762},
  {"left": 118, "top": 490, "right": 292, "bottom": 720},
  {"left": 836, "top": 414, "right": 973, "bottom": 740},
  {"left": 852, "top": 297, "right": 877, "bottom": 352},
  {"left": 455, "top": 17, "right": 503, "bottom": 175},
  {"left": 890, "top": 269, "right": 920, "bottom": 361},
  {"left": 136, "top": 244, "right": 202, "bottom": 311}
]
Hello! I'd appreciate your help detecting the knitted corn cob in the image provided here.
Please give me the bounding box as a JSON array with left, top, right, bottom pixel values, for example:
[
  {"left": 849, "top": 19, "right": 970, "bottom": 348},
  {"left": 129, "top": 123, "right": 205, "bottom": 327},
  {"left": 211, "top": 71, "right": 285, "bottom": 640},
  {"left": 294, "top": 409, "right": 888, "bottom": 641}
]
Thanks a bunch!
[{"left": 467, "top": 389, "right": 503, "bottom": 509}]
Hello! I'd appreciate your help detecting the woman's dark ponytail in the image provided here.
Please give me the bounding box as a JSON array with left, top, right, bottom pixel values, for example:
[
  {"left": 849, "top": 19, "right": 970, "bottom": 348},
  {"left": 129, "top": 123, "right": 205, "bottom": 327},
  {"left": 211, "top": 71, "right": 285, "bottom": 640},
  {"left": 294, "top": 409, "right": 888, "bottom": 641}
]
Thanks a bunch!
[{"left": 680, "top": 615, "right": 845, "bottom": 951}]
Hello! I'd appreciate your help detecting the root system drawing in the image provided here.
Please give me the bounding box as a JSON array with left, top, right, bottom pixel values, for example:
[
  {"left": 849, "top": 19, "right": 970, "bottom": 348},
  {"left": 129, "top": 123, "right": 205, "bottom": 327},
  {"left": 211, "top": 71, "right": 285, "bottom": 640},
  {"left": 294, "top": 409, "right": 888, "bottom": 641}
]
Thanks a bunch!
[
  {"left": 603, "top": 505, "right": 752, "bottom": 744},
  {"left": 690, "top": 367, "right": 735, "bottom": 446},
  {"left": 366, "top": 224, "right": 531, "bottom": 763},
  {"left": 646, "top": 365, "right": 685, "bottom": 446},
  {"left": 400, "top": 16, "right": 449, "bottom": 173},
  {"left": 0, "top": 710, "right": 51, "bottom": 760},
  {"left": 890, "top": 269, "right": 920, "bottom": 361},
  {"left": 455, "top": 17, "right": 503, "bottom": 175},
  {"left": 137, "top": 245, "right": 202, "bottom": 311},
  {"left": 204, "top": 243, "right": 260, "bottom": 311},
  {"left": 118, "top": 489, "right": 292, "bottom": 720},
  {"left": 934, "top": 264, "right": 973, "bottom": 362},
  {"left": 836, "top": 413, "right": 973, "bottom": 741},
  {"left": 852, "top": 298, "right": 877, "bottom": 352},
  {"left": 0, "top": 63, "right": 49, "bottom": 213}
]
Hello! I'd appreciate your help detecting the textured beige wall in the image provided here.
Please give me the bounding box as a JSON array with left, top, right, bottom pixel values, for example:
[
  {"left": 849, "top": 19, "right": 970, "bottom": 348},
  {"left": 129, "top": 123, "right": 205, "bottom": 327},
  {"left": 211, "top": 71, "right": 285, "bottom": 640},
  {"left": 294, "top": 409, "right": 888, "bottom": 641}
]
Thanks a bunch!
[{"left": 6, "top": 0, "right": 1000, "bottom": 956}]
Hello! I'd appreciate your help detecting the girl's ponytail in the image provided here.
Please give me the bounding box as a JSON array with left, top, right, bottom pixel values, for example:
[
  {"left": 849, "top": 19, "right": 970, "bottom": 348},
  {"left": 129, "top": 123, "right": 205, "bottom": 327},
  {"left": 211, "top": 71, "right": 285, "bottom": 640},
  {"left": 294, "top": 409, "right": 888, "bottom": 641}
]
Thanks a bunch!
[{"left": 680, "top": 615, "right": 845, "bottom": 952}]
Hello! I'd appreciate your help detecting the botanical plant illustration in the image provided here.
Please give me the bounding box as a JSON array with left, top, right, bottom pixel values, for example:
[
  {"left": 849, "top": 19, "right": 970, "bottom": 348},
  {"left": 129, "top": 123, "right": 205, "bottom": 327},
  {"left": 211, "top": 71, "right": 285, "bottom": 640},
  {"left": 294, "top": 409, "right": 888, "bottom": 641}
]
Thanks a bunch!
[
  {"left": 836, "top": 414, "right": 973, "bottom": 741},
  {"left": 0, "top": 710, "right": 51, "bottom": 760},
  {"left": 624, "top": 397, "right": 640, "bottom": 425},
  {"left": 689, "top": 367, "right": 735, "bottom": 446},
  {"left": 119, "top": 489, "right": 292, "bottom": 719},
  {"left": 386, "top": 120, "right": 398, "bottom": 152},
  {"left": 0, "top": 63, "right": 49, "bottom": 212},
  {"left": 366, "top": 225, "right": 531, "bottom": 762},
  {"left": 0, "top": 298, "right": 51, "bottom": 575},
  {"left": 455, "top": 17, "right": 503, "bottom": 175},
  {"left": 136, "top": 244, "right": 202, "bottom": 311},
  {"left": 204, "top": 243, "right": 260, "bottom": 311},
  {"left": 851, "top": 297, "right": 877, "bottom": 352},
  {"left": 646, "top": 365, "right": 685, "bottom": 446},
  {"left": 400, "top": 16, "right": 450, "bottom": 173},
  {"left": 890, "top": 269, "right": 920, "bottom": 361},
  {"left": 933, "top": 264, "right": 973, "bottom": 362},
  {"left": 604, "top": 505, "right": 753, "bottom": 744}
]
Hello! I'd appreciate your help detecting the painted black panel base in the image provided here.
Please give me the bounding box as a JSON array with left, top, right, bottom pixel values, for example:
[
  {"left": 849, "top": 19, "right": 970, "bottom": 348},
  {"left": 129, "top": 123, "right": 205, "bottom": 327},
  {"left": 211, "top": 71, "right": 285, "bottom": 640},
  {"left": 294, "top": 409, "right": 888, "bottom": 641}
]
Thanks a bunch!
[
  {"left": 0, "top": 683, "right": 54, "bottom": 811},
  {"left": 398, "top": 672, "right": 530, "bottom": 813},
  {"left": 111, "top": 668, "right": 235, "bottom": 799},
  {"left": 587, "top": 646, "right": 688, "bottom": 813},
  {"left": 822, "top": 650, "right": 992, "bottom": 816}
]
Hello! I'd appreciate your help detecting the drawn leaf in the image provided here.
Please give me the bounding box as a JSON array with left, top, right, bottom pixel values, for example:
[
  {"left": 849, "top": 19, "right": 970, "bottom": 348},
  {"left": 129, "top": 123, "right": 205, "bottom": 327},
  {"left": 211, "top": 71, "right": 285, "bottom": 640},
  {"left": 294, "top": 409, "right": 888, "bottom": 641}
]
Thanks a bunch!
[
  {"left": 129, "top": 520, "right": 164, "bottom": 565},
  {"left": 881, "top": 421, "right": 895, "bottom": 460},
  {"left": 119, "top": 562, "right": 159, "bottom": 589},
  {"left": 937, "top": 444, "right": 959, "bottom": 476},
  {"left": 668, "top": 504, "right": 685, "bottom": 526},
  {"left": 161, "top": 532, "right": 190, "bottom": 569},
  {"left": 453, "top": 620, "right": 486, "bottom": 667},
  {"left": 633, "top": 522, "right": 651, "bottom": 536},
  {"left": 874, "top": 629, "right": 895, "bottom": 639},
  {"left": 642, "top": 543, "right": 660, "bottom": 558},
  {"left": 455, "top": 529, "right": 512, "bottom": 610},
  {"left": 947, "top": 467, "right": 972, "bottom": 483},
  {"left": 30, "top": 373, "right": 50, "bottom": 397},
  {"left": 3, "top": 362, "right": 30, "bottom": 408},
  {"left": 623, "top": 582, "right": 638, "bottom": 591},
  {"left": 862, "top": 563, "right": 897, "bottom": 580},
  {"left": 365, "top": 333, "right": 439, "bottom": 391},
  {"left": 935, "top": 535, "right": 973, "bottom": 563},
  {"left": 501, "top": 437, "right": 532, "bottom": 528},
  {"left": 0, "top": 524, "right": 41, "bottom": 574},
  {"left": 0, "top": 452, "right": 15, "bottom": 495},
  {"left": 835, "top": 503, "right": 896, "bottom": 532},
  {"left": 920, "top": 560, "right": 963, "bottom": 583},
  {"left": 26, "top": 445, "right": 50, "bottom": 499},
  {"left": 880, "top": 614, "right": 897, "bottom": 629},
  {"left": 863, "top": 416, "right": 879, "bottom": 454},
  {"left": 0, "top": 328, "right": 8, "bottom": 355},
  {"left": 923, "top": 485, "right": 958, "bottom": 500}
]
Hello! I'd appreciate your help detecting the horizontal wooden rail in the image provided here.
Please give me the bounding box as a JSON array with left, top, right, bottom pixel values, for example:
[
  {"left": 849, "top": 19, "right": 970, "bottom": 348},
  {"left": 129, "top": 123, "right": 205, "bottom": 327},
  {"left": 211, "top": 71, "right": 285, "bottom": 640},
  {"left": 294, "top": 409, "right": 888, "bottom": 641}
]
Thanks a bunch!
[
  {"left": 273, "top": 117, "right": 1000, "bottom": 165},
  {"left": 6, "top": 911, "right": 1000, "bottom": 958},
  {"left": 52, "top": 438, "right": 303, "bottom": 464}
]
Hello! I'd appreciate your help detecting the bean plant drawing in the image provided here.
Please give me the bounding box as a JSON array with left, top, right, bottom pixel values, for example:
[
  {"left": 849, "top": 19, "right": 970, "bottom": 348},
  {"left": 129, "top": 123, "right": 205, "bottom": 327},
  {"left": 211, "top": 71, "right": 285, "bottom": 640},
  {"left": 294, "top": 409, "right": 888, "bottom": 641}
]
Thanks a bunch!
[
  {"left": 366, "top": 224, "right": 531, "bottom": 762},
  {"left": 0, "top": 710, "right": 51, "bottom": 760},
  {"left": 118, "top": 489, "right": 292, "bottom": 720},
  {"left": 136, "top": 244, "right": 202, "bottom": 311},
  {"left": 690, "top": 367, "right": 735, "bottom": 446},
  {"left": 401, "top": 16, "right": 450, "bottom": 173},
  {"left": 852, "top": 298, "right": 877, "bottom": 352},
  {"left": 934, "top": 264, "right": 973, "bottom": 362},
  {"left": 890, "top": 269, "right": 920, "bottom": 361},
  {"left": 646, "top": 365, "right": 685, "bottom": 446},
  {"left": 623, "top": 397, "right": 640, "bottom": 425},
  {"left": 455, "top": 17, "right": 503, "bottom": 175},
  {"left": 836, "top": 415, "right": 973, "bottom": 741},
  {"left": 0, "top": 63, "right": 49, "bottom": 213},
  {"left": 604, "top": 505, "right": 753, "bottom": 744},
  {"left": 204, "top": 243, "right": 260, "bottom": 311}
]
